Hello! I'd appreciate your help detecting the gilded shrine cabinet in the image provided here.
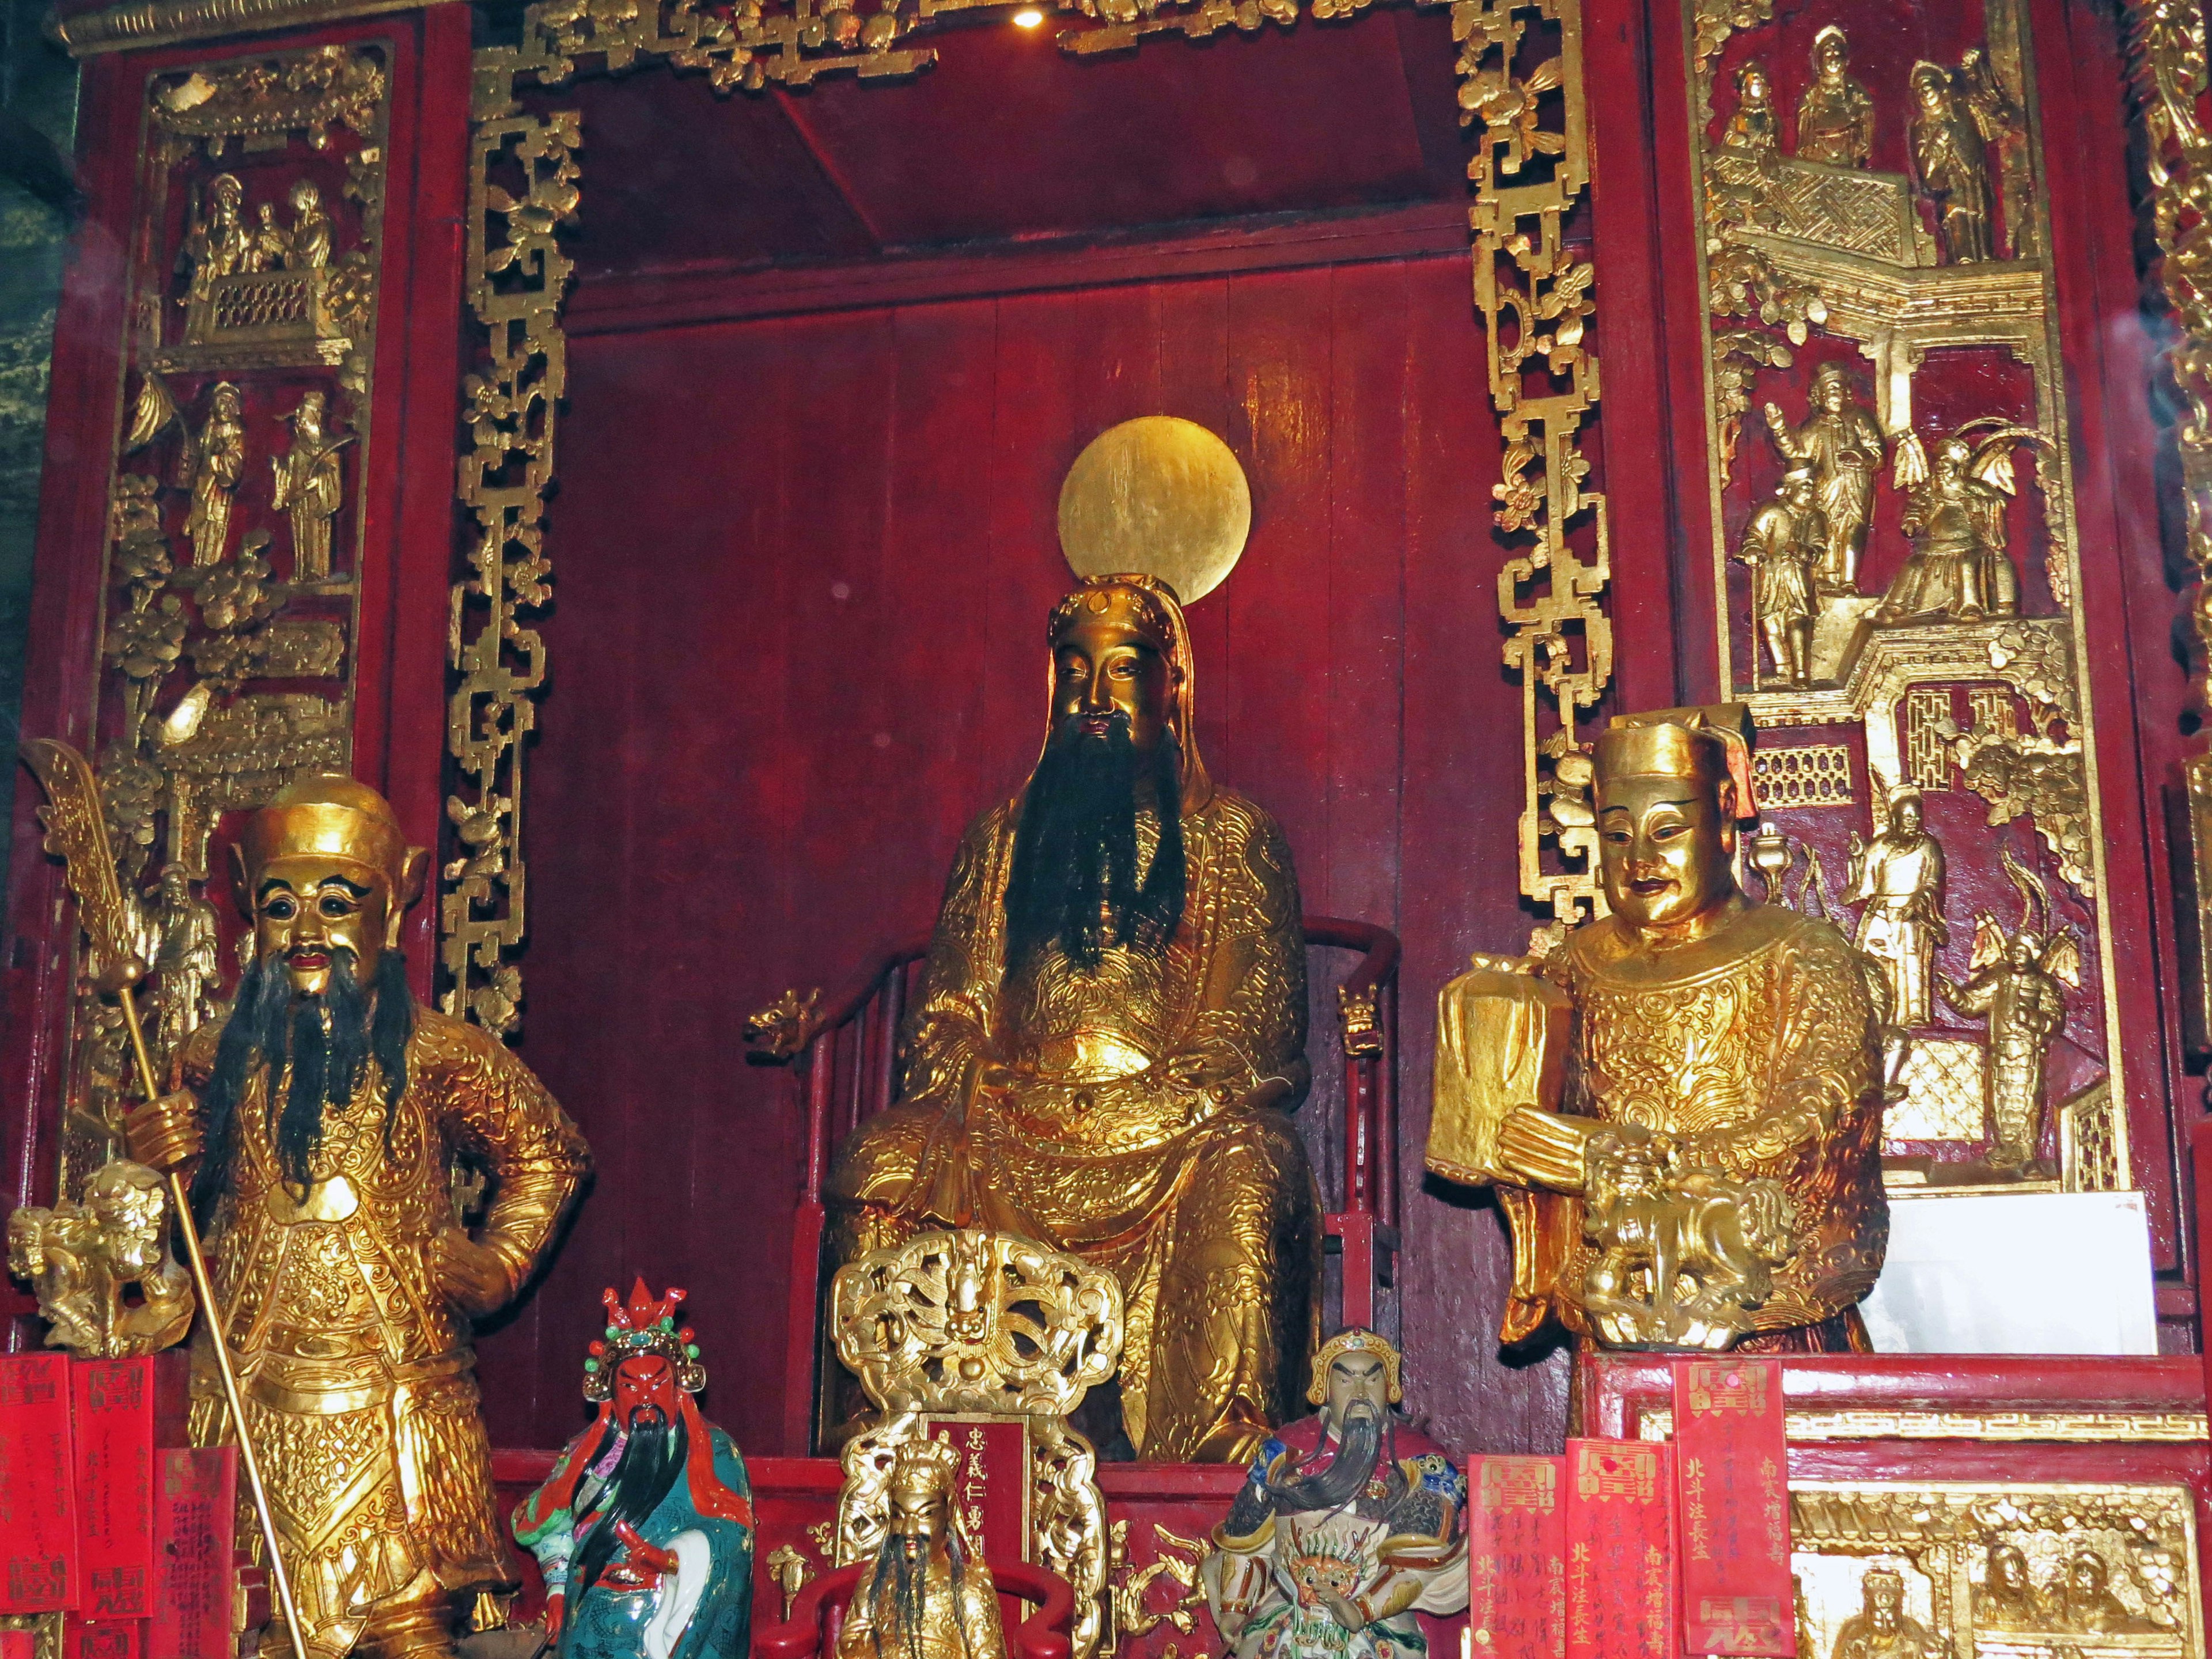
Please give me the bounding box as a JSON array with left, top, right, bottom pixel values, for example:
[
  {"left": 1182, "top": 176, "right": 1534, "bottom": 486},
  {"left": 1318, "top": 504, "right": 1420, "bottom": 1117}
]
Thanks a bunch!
[{"left": 0, "top": 0, "right": 2209, "bottom": 1652}]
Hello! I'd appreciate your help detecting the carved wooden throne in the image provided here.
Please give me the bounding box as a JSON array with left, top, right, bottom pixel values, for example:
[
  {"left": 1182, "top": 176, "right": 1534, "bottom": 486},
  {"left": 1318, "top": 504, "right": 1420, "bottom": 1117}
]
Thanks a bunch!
[{"left": 747, "top": 918, "right": 1402, "bottom": 1457}]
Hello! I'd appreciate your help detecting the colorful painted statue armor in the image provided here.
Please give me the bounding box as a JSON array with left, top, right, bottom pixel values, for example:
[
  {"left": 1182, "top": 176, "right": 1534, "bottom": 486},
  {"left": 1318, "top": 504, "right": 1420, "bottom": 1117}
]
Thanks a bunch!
[
  {"left": 514, "top": 1282, "right": 755, "bottom": 1659},
  {"left": 1204, "top": 1330, "right": 1467, "bottom": 1659}
]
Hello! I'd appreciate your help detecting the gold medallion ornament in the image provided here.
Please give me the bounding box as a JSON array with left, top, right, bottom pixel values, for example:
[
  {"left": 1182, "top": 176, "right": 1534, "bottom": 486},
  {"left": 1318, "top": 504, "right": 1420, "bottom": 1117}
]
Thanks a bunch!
[{"left": 1056, "top": 418, "right": 1251, "bottom": 605}]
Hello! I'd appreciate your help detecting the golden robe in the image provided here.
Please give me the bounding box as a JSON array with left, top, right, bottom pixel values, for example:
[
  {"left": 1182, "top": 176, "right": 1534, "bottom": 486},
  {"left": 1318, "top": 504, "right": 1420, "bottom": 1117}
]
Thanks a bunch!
[
  {"left": 175, "top": 1005, "right": 591, "bottom": 1659},
  {"left": 1440, "top": 904, "right": 1886, "bottom": 1347},
  {"left": 827, "top": 787, "right": 1321, "bottom": 1461}
]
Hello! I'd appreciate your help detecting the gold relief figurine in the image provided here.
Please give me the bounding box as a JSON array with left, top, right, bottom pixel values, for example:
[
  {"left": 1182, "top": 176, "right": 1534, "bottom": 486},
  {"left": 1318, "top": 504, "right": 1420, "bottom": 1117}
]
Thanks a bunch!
[
  {"left": 1938, "top": 851, "right": 2078, "bottom": 1176},
  {"left": 271, "top": 392, "right": 350, "bottom": 581},
  {"left": 1794, "top": 26, "right": 1873, "bottom": 168},
  {"left": 1971, "top": 1544, "right": 2038, "bottom": 1631},
  {"left": 1428, "top": 706, "right": 1887, "bottom": 1353},
  {"left": 836, "top": 1440, "right": 1005, "bottom": 1659},
  {"left": 1734, "top": 468, "right": 1823, "bottom": 688},
  {"left": 121, "top": 774, "right": 592, "bottom": 1659},
  {"left": 1876, "top": 424, "right": 2043, "bottom": 624},
  {"left": 183, "top": 173, "right": 255, "bottom": 288},
  {"left": 1844, "top": 787, "right": 1947, "bottom": 1029},
  {"left": 184, "top": 381, "right": 246, "bottom": 568},
  {"left": 1828, "top": 1567, "right": 1936, "bottom": 1659},
  {"left": 1763, "top": 364, "right": 1883, "bottom": 594},
  {"left": 1723, "top": 58, "right": 1780, "bottom": 152},
  {"left": 1959, "top": 47, "right": 2037, "bottom": 261},
  {"left": 1907, "top": 60, "right": 1997, "bottom": 264},
  {"left": 825, "top": 574, "right": 1319, "bottom": 1462},
  {"left": 286, "top": 181, "right": 335, "bottom": 270},
  {"left": 150, "top": 860, "right": 222, "bottom": 1057},
  {"left": 6, "top": 1159, "right": 195, "bottom": 1358}
]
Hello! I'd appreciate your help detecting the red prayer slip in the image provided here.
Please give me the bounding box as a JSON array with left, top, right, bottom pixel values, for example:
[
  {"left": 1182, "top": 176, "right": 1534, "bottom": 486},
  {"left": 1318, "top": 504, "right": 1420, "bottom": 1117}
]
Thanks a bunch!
[
  {"left": 1672, "top": 1359, "right": 1792, "bottom": 1657},
  {"left": 74, "top": 1360, "right": 155, "bottom": 1621},
  {"left": 151, "top": 1449, "right": 234, "bottom": 1659},
  {"left": 0, "top": 1354, "right": 81, "bottom": 1613},
  {"left": 1563, "top": 1438, "right": 1676, "bottom": 1659},
  {"left": 1466, "top": 1455, "right": 1566, "bottom": 1659}
]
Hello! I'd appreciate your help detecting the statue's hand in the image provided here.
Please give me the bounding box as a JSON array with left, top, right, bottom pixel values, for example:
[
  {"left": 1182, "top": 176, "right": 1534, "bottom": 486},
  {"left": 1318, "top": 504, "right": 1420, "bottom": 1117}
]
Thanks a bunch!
[
  {"left": 542, "top": 1594, "right": 564, "bottom": 1640},
  {"left": 123, "top": 1092, "right": 202, "bottom": 1175},
  {"left": 431, "top": 1229, "right": 511, "bottom": 1317},
  {"left": 1495, "top": 1107, "right": 1593, "bottom": 1192},
  {"left": 1319, "top": 1591, "right": 1365, "bottom": 1632}
]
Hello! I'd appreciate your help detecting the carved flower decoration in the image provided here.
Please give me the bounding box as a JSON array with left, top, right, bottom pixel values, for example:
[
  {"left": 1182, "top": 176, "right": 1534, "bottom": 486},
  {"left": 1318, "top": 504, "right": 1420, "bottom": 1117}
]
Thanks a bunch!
[
  {"left": 104, "top": 594, "right": 187, "bottom": 683},
  {"left": 196, "top": 548, "right": 282, "bottom": 635}
]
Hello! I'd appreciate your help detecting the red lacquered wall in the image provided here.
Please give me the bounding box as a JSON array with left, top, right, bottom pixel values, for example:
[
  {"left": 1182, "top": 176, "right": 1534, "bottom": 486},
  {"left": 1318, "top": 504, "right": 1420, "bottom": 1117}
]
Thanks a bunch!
[{"left": 483, "top": 248, "right": 1587, "bottom": 1457}]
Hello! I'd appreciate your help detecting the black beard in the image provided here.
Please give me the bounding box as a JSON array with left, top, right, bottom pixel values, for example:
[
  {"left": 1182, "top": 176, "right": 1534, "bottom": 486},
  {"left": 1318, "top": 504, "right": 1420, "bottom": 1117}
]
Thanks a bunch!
[
  {"left": 1263, "top": 1400, "right": 1388, "bottom": 1512},
  {"left": 194, "top": 948, "right": 414, "bottom": 1218},
  {"left": 868, "top": 1520, "right": 969, "bottom": 1659},
  {"left": 570, "top": 1407, "right": 687, "bottom": 1612},
  {"left": 1003, "top": 717, "right": 1185, "bottom": 973}
]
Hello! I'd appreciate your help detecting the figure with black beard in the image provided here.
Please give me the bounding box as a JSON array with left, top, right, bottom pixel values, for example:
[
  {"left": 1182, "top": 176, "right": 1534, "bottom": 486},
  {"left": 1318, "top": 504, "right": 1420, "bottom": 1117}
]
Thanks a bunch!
[
  {"left": 123, "top": 775, "right": 591, "bottom": 1659},
  {"left": 835, "top": 1437, "right": 1003, "bottom": 1659},
  {"left": 824, "top": 574, "right": 1320, "bottom": 1463},
  {"left": 1204, "top": 1331, "right": 1465, "bottom": 1659},
  {"left": 513, "top": 1282, "right": 753, "bottom": 1659}
]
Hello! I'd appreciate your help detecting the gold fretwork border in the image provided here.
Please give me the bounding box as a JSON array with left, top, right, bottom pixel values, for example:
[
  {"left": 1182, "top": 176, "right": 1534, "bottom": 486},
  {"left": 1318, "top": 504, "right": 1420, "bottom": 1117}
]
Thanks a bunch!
[
  {"left": 1635, "top": 1406, "right": 2211, "bottom": 1442},
  {"left": 449, "top": 0, "right": 1609, "bottom": 1033}
]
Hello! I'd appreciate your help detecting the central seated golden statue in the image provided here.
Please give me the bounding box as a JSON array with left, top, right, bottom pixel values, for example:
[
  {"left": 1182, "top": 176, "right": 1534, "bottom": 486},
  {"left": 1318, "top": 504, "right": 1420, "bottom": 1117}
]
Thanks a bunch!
[{"left": 827, "top": 574, "right": 1319, "bottom": 1463}]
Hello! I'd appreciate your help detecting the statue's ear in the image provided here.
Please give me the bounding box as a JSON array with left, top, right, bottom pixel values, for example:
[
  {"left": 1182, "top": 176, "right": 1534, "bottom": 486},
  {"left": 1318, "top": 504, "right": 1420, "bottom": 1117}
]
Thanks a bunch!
[
  {"left": 391, "top": 847, "right": 429, "bottom": 945},
  {"left": 227, "top": 842, "right": 253, "bottom": 920}
]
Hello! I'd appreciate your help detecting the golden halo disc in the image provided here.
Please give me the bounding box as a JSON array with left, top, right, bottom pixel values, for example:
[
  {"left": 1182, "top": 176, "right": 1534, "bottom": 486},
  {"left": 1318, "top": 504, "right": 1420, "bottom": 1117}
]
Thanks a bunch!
[{"left": 1056, "top": 416, "right": 1251, "bottom": 604}]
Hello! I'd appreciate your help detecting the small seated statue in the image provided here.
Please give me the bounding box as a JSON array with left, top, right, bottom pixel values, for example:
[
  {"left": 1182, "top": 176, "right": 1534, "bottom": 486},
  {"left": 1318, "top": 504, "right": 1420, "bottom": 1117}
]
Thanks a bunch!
[
  {"left": 1427, "top": 705, "right": 1887, "bottom": 1351},
  {"left": 1204, "top": 1329, "right": 1467, "bottom": 1659},
  {"left": 837, "top": 1438, "right": 1005, "bottom": 1659},
  {"left": 514, "top": 1282, "right": 754, "bottom": 1659},
  {"left": 825, "top": 574, "right": 1319, "bottom": 1460}
]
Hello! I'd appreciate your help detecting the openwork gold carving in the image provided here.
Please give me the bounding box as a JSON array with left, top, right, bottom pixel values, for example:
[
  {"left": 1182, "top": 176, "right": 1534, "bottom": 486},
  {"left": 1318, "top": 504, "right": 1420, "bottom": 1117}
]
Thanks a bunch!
[
  {"left": 830, "top": 1227, "right": 1124, "bottom": 1419},
  {"left": 56, "top": 43, "right": 386, "bottom": 1197},
  {"left": 1753, "top": 743, "right": 1851, "bottom": 808},
  {"left": 1680, "top": 0, "right": 2133, "bottom": 1196},
  {"left": 830, "top": 1228, "right": 1118, "bottom": 1659},
  {"left": 56, "top": 0, "right": 454, "bottom": 56},
  {"left": 744, "top": 986, "right": 821, "bottom": 1060}
]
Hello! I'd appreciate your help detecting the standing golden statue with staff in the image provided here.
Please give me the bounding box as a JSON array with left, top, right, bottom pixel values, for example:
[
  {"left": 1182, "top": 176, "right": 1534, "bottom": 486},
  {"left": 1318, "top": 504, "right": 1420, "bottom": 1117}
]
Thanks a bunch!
[
  {"left": 115, "top": 774, "right": 593, "bottom": 1659},
  {"left": 1427, "top": 706, "right": 1887, "bottom": 1352}
]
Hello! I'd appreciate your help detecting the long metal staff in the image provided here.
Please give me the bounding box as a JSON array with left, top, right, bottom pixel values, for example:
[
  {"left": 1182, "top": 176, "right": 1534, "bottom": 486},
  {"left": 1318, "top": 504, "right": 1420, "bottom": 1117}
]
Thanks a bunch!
[{"left": 21, "top": 738, "right": 309, "bottom": 1659}]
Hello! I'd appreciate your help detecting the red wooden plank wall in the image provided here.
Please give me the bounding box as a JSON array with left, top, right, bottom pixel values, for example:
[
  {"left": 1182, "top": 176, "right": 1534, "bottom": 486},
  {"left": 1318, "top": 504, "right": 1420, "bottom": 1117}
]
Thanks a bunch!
[{"left": 480, "top": 251, "right": 1580, "bottom": 1456}]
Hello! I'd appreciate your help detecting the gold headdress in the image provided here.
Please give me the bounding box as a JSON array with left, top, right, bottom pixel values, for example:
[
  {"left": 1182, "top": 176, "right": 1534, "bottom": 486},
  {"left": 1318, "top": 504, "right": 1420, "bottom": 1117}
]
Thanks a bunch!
[
  {"left": 239, "top": 773, "right": 418, "bottom": 887},
  {"left": 1593, "top": 705, "right": 1758, "bottom": 822},
  {"left": 1811, "top": 22, "right": 1848, "bottom": 54},
  {"left": 1305, "top": 1327, "right": 1403, "bottom": 1406},
  {"left": 889, "top": 1434, "right": 962, "bottom": 1498},
  {"left": 1041, "top": 573, "right": 1215, "bottom": 810}
]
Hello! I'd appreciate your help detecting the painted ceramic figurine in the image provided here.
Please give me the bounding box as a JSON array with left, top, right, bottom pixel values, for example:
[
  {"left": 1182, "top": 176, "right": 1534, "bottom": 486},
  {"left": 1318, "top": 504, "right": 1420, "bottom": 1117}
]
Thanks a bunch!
[
  {"left": 836, "top": 1437, "right": 1005, "bottom": 1659},
  {"left": 1427, "top": 706, "right": 1888, "bottom": 1351},
  {"left": 514, "top": 1282, "right": 754, "bottom": 1659},
  {"left": 124, "top": 774, "right": 592, "bottom": 1659},
  {"left": 1205, "top": 1329, "right": 1467, "bottom": 1659},
  {"left": 825, "top": 573, "right": 1319, "bottom": 1461}
]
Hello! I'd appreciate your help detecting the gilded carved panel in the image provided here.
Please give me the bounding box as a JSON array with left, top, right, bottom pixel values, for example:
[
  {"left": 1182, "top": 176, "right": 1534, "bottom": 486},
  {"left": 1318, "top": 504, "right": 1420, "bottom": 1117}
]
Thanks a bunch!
[
  {"left": 1788, "top": 1482, "right": 2202, "bottom": 1657},
  {"left": 1679, "top": 0, "right": 2128, "bottom": 1195},
  {"left": 56, "top": 43, "right": 387, "bottom": 1194}
]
